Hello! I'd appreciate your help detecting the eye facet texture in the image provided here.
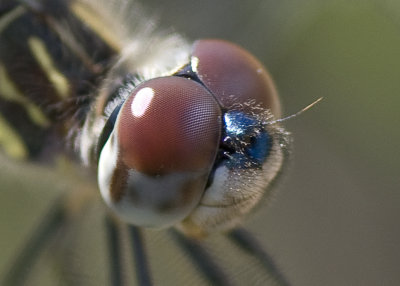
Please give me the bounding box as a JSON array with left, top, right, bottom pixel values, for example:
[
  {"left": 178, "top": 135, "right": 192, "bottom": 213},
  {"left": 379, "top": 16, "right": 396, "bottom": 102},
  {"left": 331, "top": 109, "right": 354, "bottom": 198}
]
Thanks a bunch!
[
  {"left": 192, "top": 39, "right": 281, "bottom": 118},
  {"left": 117, "top": 77, "right": 221, "bottom": 175}
]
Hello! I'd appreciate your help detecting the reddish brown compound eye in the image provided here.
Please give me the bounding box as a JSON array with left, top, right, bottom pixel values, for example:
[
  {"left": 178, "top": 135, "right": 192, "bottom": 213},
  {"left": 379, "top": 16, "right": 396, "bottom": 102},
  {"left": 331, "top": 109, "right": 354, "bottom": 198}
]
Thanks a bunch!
[
  {"left": 191, "top": 39, "right": 281, "bottom": 118},
  {"left": 117, "top": 77, "right": 221, "bottom": 175},
  {"left": 97, "top": 76, "right": 222, "bottom": 227}
]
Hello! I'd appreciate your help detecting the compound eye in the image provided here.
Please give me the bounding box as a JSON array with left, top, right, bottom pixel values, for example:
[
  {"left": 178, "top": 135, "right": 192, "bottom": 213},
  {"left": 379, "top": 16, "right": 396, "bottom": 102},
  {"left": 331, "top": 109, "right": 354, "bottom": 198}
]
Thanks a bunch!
[
  {"left": 192, "top": 39, "right": 281, "bottom": 118},
  {"left": 174, "top": 40, "right": 287, "bottom": 236},
  {"left": 117, "top": 77, "right": 221, "bottom": 175},
  {"left": 98, "top": 76, "right": 221, "bottom": 227}
]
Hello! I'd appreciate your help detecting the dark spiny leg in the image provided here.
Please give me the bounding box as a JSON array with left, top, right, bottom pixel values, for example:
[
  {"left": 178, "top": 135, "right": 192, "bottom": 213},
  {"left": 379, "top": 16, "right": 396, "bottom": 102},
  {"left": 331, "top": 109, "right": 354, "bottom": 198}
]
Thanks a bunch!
[
  {"left": 105, "top": 215, "right": 125, "bottom": 286},
  {"left": 228, "top": 227, "right": 291, "bottom": 286},
  {"left": 128, "top": 226, "right": 153, "bottom": 286},
  {"left": 171, "top": 229, "right": 234, "bottom": 286},
  {"left": 2, "top": 196, "right": 67, "bottom": 286}
]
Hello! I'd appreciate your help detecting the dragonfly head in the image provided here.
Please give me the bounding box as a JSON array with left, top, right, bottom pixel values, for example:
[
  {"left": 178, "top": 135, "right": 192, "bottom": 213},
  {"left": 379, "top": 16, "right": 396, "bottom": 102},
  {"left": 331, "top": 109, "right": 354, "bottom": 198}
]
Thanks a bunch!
[{"left": 96, "top": 39, "right": 287, "bottom": 233}]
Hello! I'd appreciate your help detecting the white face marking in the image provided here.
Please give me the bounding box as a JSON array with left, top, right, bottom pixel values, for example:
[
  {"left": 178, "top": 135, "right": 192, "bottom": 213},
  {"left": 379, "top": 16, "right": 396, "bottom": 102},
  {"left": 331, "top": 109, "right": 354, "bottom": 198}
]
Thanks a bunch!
[
  {"left": 97, "top": 126, "right": 208, "bottom": 228},
  {"left": 131, "top": 87, "right": 155, "bottom": 117},
  {"left": 115, "top": 170, "right": 205, "bottom": 228},
  {"left": 178, "top": 133, "right": 287, "bottom": 236},
  {"left": 191, "top": 56, "right": 199, "bottom": 73}
]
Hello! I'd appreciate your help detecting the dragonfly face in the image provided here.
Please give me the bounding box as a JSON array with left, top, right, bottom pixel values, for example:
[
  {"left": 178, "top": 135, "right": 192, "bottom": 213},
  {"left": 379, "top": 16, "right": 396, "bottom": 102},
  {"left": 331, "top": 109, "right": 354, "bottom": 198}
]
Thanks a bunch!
[
  {"left": 1, "top": 0, "right": 292, "bottom": 285},
  {"left": 94, "top": 39, "right": 289, "bottom": 236}
]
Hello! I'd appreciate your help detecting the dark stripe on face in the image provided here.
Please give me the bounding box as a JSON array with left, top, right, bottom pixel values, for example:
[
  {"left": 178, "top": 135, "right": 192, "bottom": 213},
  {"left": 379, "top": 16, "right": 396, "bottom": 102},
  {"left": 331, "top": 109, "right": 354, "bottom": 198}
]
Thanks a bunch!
[{"left": 110, "top": 160, "right": 129, "bottom": 203}]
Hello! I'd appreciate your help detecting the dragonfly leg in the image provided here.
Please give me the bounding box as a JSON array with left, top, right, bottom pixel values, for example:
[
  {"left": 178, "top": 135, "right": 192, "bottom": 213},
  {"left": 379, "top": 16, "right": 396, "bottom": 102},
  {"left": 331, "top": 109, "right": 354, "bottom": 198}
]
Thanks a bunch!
[
  {"left": 170, "top": 229, "right": 235, "bottom": 286},
  {"left": 227, "top": 227, "right": 291, "bottom": 286},
  {"left": 128, "top": 226, "right": 153, "bottom": 286},
  {"left": 2, "top": 196, "right": 67, "bottom": 286},
  {"left": 105, "top": 215, "right": 128, "bottom": 286}
]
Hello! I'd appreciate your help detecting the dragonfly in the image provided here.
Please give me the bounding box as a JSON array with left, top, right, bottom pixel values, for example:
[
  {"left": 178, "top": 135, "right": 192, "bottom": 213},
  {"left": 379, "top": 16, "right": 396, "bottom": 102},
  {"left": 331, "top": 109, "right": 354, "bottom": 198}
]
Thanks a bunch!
[{"left": 0, "top": 0, "right": 294, "bottom": 285}]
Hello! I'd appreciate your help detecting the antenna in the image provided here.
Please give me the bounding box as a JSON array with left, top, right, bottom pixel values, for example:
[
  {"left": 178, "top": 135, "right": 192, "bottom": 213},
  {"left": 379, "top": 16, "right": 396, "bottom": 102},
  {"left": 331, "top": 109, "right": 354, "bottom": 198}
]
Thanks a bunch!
[{"left": 269, "top": 97, "right": 323, "bottom": 124}]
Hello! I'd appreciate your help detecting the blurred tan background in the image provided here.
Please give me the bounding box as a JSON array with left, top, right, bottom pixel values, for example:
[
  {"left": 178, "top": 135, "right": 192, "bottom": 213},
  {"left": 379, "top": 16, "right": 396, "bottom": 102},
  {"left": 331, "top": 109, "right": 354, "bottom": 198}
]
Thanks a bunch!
[{"left": 1, "top": 0, "right": 399, "bottom": 285}]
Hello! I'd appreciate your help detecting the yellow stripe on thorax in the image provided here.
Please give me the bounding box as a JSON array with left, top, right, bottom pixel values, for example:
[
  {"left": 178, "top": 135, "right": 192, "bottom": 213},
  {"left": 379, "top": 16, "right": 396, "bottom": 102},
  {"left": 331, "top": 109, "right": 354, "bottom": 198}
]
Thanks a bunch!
[
  {"left": 0, "top": 113, "right": 28, "bottom": 160},
  {"left": 28, "top": 36, "right": 70, "bottom": 99},
  {"left": 0, "top": 5, "right": 26, "bottom": 35},
  {"left": 71, "top": 1, "right": 121, "bottom": 52},
  {"left": 0, "top": 63, "right": 50, "bottom": 127}
]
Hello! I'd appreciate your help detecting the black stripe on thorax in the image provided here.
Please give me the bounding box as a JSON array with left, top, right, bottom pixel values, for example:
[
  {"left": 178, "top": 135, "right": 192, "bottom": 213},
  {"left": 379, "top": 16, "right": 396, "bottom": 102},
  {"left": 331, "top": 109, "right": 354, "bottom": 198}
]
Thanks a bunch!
[
  {"left": 0, "top": 0, "right": 118, "bottom": 158},
  {"left": 0, "top": 97, "right": 49, "bottom": 157}
]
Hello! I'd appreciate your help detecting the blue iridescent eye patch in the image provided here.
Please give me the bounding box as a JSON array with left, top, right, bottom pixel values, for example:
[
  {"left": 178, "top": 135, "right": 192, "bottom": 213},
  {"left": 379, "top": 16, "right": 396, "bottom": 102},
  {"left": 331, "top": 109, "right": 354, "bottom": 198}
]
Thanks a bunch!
[{"left": 221, "top": 111, "right": 271, "bottom": 169}]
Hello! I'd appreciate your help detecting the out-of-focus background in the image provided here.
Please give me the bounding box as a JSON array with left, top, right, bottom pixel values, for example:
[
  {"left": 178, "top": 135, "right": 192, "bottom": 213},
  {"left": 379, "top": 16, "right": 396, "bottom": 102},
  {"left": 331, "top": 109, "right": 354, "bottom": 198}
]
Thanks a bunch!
[{"left": 1, "top": 1, "right": 399, "bottom": 285}]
